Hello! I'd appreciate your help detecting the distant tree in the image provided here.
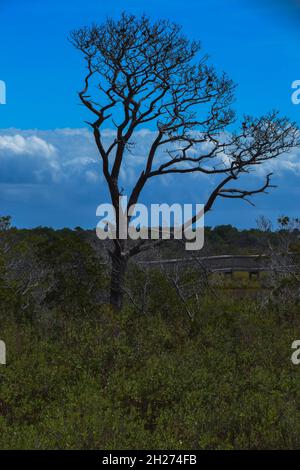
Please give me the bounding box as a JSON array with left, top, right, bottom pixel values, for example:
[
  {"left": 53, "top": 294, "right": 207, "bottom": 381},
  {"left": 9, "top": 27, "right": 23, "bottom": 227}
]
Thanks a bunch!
[
  {"left": 71, "top": 13, "right": 299, "bottom": 309},
  {"left": 0, "top": 216, "right": 11, "bottom": 232},
  {"left": 257, "top": 215, "right": 273, "bottom": 232}
]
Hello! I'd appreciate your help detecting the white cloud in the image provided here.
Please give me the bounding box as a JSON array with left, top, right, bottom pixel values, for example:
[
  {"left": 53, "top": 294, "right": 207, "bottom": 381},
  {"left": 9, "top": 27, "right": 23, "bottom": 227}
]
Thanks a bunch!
[
  {"left": 0, "top": 127, "right": 299, "bottom": 228},
  {"left": 0, "top": 134, "right": 56, "bottom": 157},
  {"left": 85, "top": 170, "right": 99, "bottom": 183},
  {"left": 258, "top": 149, "right": 300, "bottom": 175},
  {"left": 0, "top": 128, "right": 98, "bottom": 185},
  {"left": 0, "top": 127, "right": 300, "bottom": 190}
]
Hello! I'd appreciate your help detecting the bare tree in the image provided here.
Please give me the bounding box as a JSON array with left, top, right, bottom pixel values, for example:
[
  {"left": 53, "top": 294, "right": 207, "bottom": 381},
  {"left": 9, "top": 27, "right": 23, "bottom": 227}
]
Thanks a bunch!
[
  {"left": 256, "top": 216, "right": 300, "bottom": 315},
  {"left": 71, "top": 13, "right": 299, "bottom": 310}
]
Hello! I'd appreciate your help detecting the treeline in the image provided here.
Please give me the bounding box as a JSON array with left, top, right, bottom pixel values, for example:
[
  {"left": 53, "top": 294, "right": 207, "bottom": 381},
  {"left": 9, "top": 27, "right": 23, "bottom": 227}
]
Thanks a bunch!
[{"left": 1, "top": 215, "right": 300, "bottom": 317}]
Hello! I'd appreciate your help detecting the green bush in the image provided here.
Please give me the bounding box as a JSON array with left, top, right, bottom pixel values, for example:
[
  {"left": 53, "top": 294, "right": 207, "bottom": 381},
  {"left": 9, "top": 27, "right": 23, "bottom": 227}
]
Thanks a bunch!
[
  {"left": 1, "top": 222, "right": 300, "bottom": 449},
  {"left": 0, "top": 291, "right": 300, "bottom": 449}
]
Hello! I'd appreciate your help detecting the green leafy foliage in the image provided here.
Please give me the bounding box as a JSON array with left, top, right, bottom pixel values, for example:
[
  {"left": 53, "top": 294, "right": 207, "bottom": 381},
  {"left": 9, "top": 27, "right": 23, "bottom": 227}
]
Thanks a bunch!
[
  {"left": 1, "top": 220, "right": 300, "bottom": 449},
  {"left": 0, "top": 286, "right": 300, "bottom": 449}
]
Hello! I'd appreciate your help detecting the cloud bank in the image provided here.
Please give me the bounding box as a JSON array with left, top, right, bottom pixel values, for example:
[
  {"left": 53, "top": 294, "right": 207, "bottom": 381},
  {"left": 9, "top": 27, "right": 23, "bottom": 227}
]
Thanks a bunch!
[{"left": 0, "top": 128, "right": 300, "bottom": 228}]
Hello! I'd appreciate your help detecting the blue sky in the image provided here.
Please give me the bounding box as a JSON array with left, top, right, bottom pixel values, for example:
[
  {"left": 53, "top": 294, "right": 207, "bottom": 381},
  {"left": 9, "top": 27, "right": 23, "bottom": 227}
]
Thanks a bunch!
[{"left": 1, "top": 0, "right": 300, "bottom": 229}]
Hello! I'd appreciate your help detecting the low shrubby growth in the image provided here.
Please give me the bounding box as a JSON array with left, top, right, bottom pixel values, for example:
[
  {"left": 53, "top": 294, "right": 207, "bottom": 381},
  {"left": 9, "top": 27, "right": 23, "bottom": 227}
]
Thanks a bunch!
[
  {"left": 1, "top": 280, "right": 300, "bottom": 449},
  {"left": 1, "top": 219, "right": 300, "bottom": 449}
]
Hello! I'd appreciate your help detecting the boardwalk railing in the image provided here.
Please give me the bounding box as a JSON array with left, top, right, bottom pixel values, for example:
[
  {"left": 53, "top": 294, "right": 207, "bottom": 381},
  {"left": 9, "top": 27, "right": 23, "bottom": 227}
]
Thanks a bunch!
[{"left": 137, "top": 253, "right": 300, "bottom": 277}]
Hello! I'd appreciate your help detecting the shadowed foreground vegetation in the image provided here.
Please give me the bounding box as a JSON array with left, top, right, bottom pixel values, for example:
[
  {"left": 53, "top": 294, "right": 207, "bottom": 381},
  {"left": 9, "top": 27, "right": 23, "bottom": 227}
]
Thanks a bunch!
[{"left": 1, "top": 221, "right": 300, "bottom": 449}]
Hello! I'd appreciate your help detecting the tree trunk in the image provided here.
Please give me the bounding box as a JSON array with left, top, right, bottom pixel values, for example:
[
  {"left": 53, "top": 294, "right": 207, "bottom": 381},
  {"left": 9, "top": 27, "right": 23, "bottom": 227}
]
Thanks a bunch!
[{"left": 109, "top": 251, "right": 128, "bottom": 310}]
